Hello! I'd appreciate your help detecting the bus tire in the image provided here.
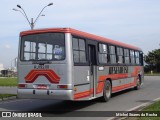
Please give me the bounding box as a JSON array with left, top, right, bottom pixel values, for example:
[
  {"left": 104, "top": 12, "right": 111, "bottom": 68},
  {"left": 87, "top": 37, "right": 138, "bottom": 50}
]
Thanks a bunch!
[
  {"left": 101, "top": 80, "right": 112, "bottom": 102},
  {"left": 134, "top": 76, "right": 141, "bottom": 90}
]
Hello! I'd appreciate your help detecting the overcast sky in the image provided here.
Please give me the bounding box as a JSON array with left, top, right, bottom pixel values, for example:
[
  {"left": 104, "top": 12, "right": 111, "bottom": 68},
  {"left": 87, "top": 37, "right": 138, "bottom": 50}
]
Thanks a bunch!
[{"left": 0, "top": 0, "right": 160, "bottom": 67}]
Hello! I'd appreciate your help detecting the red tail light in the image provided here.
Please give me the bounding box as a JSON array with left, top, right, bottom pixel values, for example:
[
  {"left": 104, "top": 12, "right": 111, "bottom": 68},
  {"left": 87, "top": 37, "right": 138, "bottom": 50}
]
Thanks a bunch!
[
  {"left": 57, "top": 85, "right": 68, "bottom": 89},
  {"left": 18, "top": 84, "right": 26, "bottom": 89}
]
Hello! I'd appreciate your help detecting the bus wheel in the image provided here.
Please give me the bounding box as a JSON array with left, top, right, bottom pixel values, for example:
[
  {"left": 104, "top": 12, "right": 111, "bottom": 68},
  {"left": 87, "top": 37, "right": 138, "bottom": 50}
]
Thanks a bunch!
[
  {"left": 134, "top": 76, "right": 141, "bottom": 90},
  {"left": 101, "top": 80, "right": 112, "bottom": 102}
]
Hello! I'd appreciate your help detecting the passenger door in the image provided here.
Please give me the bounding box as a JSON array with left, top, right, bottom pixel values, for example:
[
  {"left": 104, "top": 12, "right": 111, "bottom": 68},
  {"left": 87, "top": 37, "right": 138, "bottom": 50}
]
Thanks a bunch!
[{"left": 88, "top": 44, "right": 97, "bottom": 97}]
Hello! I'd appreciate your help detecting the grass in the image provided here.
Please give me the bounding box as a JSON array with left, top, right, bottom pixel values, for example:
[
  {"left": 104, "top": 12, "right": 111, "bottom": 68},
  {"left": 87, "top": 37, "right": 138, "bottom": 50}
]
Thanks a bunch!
[
  {"left": 137, "top": 100, "right": 160, "bottom": 120},
  {"left": 123, "top": 101, "right": 160, "bottom": 120},
  {"left": 0, "top": 94, "right": 16, "bottom": 100},
  {"left": 144, "top": 73, "right": 160, "bottom": 76},
  {"left": 142, "top": 101, "right": 160, "bottom": 111},
  {"left": 0, "top": 77, "right": 17, "bottom": 86}
]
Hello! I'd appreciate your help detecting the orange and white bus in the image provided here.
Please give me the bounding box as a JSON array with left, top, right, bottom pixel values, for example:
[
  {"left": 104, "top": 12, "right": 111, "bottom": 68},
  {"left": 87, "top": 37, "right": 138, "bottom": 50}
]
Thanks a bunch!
[{"left": 17, "top": 28, "right": 144, "bottom": 102}]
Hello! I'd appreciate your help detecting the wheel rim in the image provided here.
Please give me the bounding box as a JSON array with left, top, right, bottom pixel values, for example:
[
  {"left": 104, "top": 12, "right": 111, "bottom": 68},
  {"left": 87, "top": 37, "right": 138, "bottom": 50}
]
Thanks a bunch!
[{"left": 106, "top": 83, "right": 111, "bottom": 98}]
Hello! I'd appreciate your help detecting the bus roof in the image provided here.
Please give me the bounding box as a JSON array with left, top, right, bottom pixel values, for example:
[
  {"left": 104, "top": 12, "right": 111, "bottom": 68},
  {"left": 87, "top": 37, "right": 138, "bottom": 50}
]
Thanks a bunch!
[{"left": 20, "top": 28, "right": 142, "bottom": 51}]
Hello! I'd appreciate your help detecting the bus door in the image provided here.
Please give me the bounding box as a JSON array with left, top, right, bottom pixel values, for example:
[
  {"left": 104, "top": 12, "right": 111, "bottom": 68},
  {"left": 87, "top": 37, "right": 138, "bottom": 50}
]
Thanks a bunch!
[{"left": 88, "top": 45, "right": 97, "bottom": 97}]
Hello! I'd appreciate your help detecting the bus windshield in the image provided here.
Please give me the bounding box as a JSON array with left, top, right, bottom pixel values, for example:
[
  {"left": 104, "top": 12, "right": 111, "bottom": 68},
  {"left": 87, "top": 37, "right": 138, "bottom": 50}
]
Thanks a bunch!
[{"left": 20, "top": 33, "right": 65, "bottom": 61}]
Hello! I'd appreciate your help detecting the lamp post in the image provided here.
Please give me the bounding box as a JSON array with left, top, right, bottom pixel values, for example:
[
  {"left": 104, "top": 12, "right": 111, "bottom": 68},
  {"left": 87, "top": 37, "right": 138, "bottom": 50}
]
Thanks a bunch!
[{"left": 13, "top": 3, "right": 53, "bottom": 30}]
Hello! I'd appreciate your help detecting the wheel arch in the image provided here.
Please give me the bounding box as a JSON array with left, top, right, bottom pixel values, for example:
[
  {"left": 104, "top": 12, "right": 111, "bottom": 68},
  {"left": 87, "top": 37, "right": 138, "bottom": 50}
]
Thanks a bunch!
[
  {"left": 100, "top": 78, "right": 112, "bottom": 102},
  {"left": 105, "top": 78, "right": 112, "bottom": 88}
]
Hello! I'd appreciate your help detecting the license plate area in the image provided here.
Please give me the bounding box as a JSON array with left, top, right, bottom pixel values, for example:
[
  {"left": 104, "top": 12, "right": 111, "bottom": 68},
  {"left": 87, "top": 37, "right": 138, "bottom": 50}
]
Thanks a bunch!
[{"left": 35, "top": 84, "right": 48, "bottom": 90}]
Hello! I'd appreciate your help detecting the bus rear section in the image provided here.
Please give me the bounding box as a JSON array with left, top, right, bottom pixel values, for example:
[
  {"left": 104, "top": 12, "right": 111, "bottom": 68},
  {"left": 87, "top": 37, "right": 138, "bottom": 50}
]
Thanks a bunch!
[
  {"left": 17, "top": 31, "right": 74, "bottom": 100},
  {"left": 17, "top": 28, "right": 144, "bottom": 102}
]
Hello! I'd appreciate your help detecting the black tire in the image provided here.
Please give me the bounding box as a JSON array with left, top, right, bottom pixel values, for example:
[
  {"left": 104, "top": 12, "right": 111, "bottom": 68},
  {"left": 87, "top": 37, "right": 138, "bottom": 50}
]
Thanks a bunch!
[
  {"left": 101, "top": 80, "right": 112, "bottom": 102},
  {"left": 134, "top": 76, "right": 141, "bottom": 90}
]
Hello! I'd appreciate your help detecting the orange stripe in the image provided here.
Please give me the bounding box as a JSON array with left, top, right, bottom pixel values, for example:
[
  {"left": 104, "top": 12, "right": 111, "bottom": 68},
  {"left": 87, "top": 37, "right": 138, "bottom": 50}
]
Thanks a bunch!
[
  {"left": 74, "top": 90, "right": 91, "bottom": 100},
  {"left": 131, "top": 66, "right": 141, "bottom": 77},
  {"left": 24, "top": 69, "right": 60, "bottom": 83},
  {"left": 96, "top": 82, "right": 104, "bottom": 94},
  {"left": 112, "top": 76, "right": 137, "bottom": 92},
  {"left": 99, "top": 73, "right": 128, "bottom": 81},
  {"left": 74, "top": 66, "right": 141, "bottom": 100},
  {"left": 74, "top": 82, "right": 105, "bottom": 100},
  {"left": 74, "top": 81, "right": 136, "bottom": 100},
  {"left": 112, "top": 82, "right": 134, "bottom": 92},
  {"left": 74, "top": 77, "right": 138, "bottom": 100}
]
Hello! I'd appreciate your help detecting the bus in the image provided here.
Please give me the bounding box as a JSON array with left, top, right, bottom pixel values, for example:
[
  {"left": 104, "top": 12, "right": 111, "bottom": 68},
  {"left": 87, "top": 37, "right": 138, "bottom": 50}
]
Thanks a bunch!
[{"left": 17, "top": 28, "right": 144, "bottom": 102}]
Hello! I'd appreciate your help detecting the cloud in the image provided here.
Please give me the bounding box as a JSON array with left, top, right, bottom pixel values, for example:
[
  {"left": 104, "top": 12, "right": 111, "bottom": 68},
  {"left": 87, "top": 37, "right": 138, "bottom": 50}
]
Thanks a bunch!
[{"left": 4, "top": 44, "right": 11, "bottom": 49}]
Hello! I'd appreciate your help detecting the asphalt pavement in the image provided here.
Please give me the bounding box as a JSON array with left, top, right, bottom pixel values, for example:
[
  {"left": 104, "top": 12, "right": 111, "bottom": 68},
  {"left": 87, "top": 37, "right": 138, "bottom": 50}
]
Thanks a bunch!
[
  {"left": 0, "top": 76, "right": 160, "bottom": 120},
  {"left": 0, "top": 87, "right": 17, "bottom": 94}
]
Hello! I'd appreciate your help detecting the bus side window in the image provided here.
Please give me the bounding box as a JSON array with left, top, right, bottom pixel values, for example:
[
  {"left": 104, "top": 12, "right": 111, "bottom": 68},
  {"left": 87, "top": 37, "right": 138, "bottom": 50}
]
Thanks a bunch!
[
  {"left": 98, "top": 43, "right": 108, "bottom": 64},
  {"left": 135, "top": 51, "right": 140, "bottom": 64},
  {"left": 117, "top": 47, "right": 124, "bottom": 64},
  {"left": 79, "top": 39, "right": 86, "bottom": 63},
  {"left": 73, "top": 38, "right": 80, "bottom": 63},
  {"left": 109, "top": 45, "right": 116, "bottom": 64},
  {"left": 72, "top": 38, "right": 87, "bottom": 63},
  {"left": 124, "top": 49, "right": 130, "bottom": 64},
  {"left": 130, "top": 50, "right": 135, "bottom": 64}
]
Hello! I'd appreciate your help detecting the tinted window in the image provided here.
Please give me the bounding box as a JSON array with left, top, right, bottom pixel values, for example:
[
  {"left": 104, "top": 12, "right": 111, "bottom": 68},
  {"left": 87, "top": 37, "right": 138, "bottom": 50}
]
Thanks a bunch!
[
  {"left": 110, "top": 55, "right": 116, "bottom": 63},
  {"left": 117, "top": 47, "right": 124, "bottom": 64},
  {"left": 109, "top": 45, "right": 116, "bottom": 64},
  {"left": 73, "top": 38, "right": 79, "bottom": 50},
  {"left": 124, "top": 49, "right": 130, "bottom": 64},
  {"left": 109, "top": 46, "right": 115, "bottom": 54},
  {"left": 80, "top": 51, "right": 86, "bottom": 63},
  {"left": 135, "top": 51, "right": 140, "bottom": 64},
  {"left": 98, "top": 44, "right": 108, "bottom": 63},
  {"left": 99, "top": 44, "right": 107, "bottom": 53},
  {"left": 21, "top": 33, "right": 65, "bottom": 61},
  {"left": 130, "top": 50, "right": 135, "bottom": 64},
  {"left": 79, "top": 39, "right": 86, "bottom": 51},
  {"left": 117, "top": 47, "right": 123, "bottom": 55},
  {"left": 73, "top": 51, "right": 79, "bottom": 63},
  {"left": 72, "top": 38, "right": 87, "bottom": 63}
]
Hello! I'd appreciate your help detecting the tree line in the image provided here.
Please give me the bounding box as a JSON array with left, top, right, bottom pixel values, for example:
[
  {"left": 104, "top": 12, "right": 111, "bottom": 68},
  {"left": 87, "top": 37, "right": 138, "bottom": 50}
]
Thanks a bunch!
[{"left": 144, "top": 49, "right": 160, "bottom": 73}]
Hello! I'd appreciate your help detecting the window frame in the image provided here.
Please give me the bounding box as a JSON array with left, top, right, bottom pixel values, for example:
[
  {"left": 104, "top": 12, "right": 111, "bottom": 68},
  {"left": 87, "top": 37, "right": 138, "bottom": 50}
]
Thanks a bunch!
[
  {"left": 98, "top": 43, "right": 109, "bottom": 64},
  {"left": 37, "top": 43, "right": 53, "bottom": 60},
  {"left": 71, "top": 35, "right": 142, "bottom": 66},
  {"left": 20, "top": 32, "right": 65, "bottom": 61},
  {"left": 109, "top": 45, "right": 117, "bottom": 64},
  {"left": 72, "top": 36, "right": 88, "bottom": 66},
  {"left": 130, "top": 50, "right": 135, "bottom": 64},
  {"left": 116, "top": 47, "right": 124, "bottom": 64},
  {"left": 124, "top": 48, "right": 130, "bottom": 64},
  {"left": 135, "top": 51, "right": 140, "bottom": 65}
]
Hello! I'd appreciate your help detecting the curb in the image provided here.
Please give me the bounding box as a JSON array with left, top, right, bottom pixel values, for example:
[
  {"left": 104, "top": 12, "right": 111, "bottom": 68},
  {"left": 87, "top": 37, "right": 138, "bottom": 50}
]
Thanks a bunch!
[
  {"left": 108, "top": 97, "right": 160, "bottom": 120},
  {"left": 0, "top": 86, "right": 17, "bottom": 88},
  {"left": 0, "top": 96, "right": 17, "bottom": 102}
]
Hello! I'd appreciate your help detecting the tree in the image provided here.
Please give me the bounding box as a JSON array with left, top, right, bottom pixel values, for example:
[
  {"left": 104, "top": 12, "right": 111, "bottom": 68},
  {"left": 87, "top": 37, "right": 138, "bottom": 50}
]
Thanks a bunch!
[{"left": 145, "top": 49, "right": 160, "bottom": 73}]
